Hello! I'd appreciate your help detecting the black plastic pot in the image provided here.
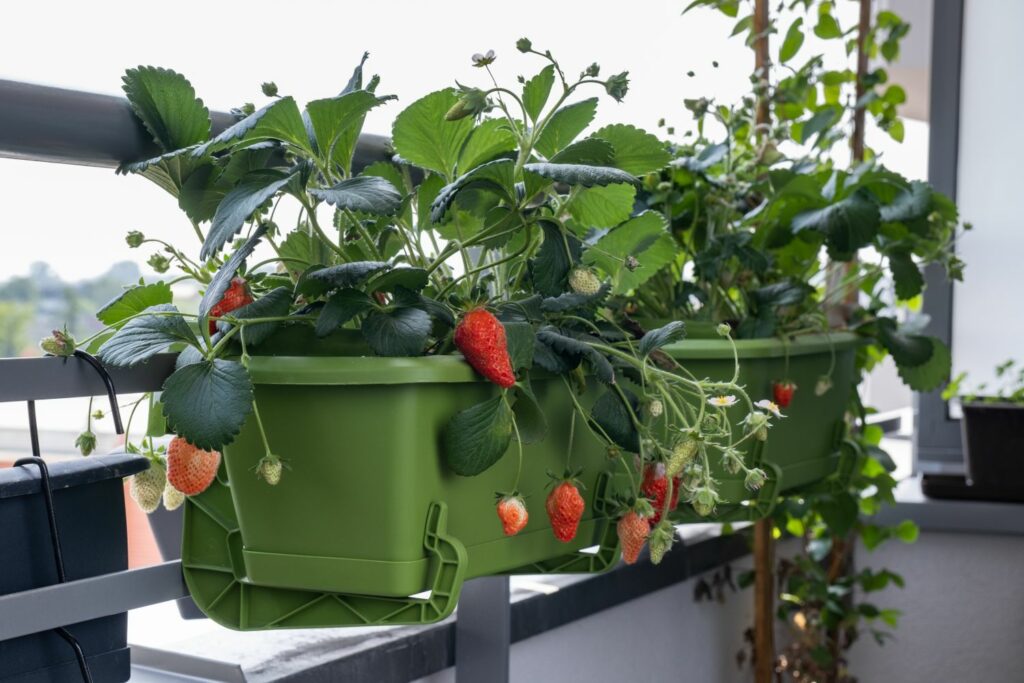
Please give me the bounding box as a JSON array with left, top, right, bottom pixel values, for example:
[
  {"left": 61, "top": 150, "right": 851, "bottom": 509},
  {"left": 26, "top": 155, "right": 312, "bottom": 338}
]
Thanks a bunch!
[
  {"left": 0, "top": 453, "right": 147, "bottom": 683},
  {"left": 961, "top": 400, "right": 1024, "bottom": 501}
]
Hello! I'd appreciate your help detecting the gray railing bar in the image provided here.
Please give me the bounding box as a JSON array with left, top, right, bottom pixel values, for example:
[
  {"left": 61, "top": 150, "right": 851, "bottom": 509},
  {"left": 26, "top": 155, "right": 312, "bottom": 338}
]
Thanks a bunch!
[
  {"left": 0, "top": 560, "right": 189, "bottom": 641},
  {"left": 0, "top": 79, "right": 392, "bottom": 170},
  {"left": 455, "top": 576, "right": 510, "bottom": 683},
  {"left": 0, "top": 353, "right": 175, "bottom": 403}
]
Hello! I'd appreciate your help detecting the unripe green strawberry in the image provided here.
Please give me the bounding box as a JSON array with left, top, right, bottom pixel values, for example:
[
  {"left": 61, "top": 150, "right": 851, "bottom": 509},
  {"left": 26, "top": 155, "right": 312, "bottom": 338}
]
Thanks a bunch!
[
  {"left": 666, "top": 437, "right": 698, "bottom": 477},
  {"left": 130, "top": 462, "right": 166, "bottom": 514},
  {"left": 163, "top": 482, "right": 185, "bottom": 511},
  {"left": 568, "top": 267, "right": 602, "bottom": 296},
  {"left": 691, "top": 486, "right": 719, "bottom": 517},
  {"left": 454, "top": 308, "right": 516, "bottom": 388},
  {"left": 256, "top": 454, "right": 283, "bottom": 485},
  {"left": 647, "top": 398, "right": 664, "bottom": 419},
  {"left": 545, "top": 478, "right": 585, "bottom": 542},
  {"left": 648, "top": 520, "right": 675, "bottom": 565},
  {"left": 75, "top": 430, "right": 97, "bottom": 456},
  {"left": 617, "top": 510, "right": 650, "bottom": 565},
  {"left": 744, "top": 468, "right": 767, "bottom": 491}
]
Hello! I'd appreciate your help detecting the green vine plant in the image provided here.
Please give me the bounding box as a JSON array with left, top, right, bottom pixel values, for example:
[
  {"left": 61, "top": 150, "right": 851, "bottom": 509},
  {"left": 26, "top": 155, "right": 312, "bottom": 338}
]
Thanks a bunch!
[
  {"left": 646, "top": 1, "right": 961, "bottom": 680},
  {"left": 57, "top": 44, "right": 797, "bottom": 564},
  {"left": 944, "top": 359, "right": 1024, "bottom": 406}
]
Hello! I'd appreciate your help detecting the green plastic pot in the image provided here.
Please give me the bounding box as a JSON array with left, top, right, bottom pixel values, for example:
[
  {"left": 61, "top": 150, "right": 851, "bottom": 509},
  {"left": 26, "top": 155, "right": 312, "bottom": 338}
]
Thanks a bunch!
[
  {"left": 662, "top": 331, "right": 861, "bottom": 522},
  {"left": 182, "top": 339, "right": 627, "bottom": 631}
]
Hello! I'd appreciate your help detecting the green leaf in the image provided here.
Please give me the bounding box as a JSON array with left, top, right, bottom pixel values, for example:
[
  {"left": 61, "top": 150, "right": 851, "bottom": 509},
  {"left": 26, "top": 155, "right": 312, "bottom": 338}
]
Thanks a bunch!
[
  {"left": 534, "top": 98, "right": 598, "bottom": 158},
  {"left": 224, "top": 287, "right": 293, "bottom": 346},
  {"left": 203, "top": 171, "right": 293, "bottom": 259},
  {"left": 430, "top": 158, "right": 515, "bottom": 223},
  {"left": 550, "top": 138, "right": 616, "bottom": 166},
  {"left": 198, "top": 224, "right": 269, "bottom": 325},
  {"left": 896, "top": 336, "right": 951, "bottom": 391},
  {"left": 310, "top": 175, "right": 402, "bottom": 216},
  {"left": 367, "top": 267, "right": 430, "bottom": 293},
  {"left": 392, "top": 89, "right": 474, "bottom": 178},
  {"left": 583, "top": 211, "right": 675, "bottom": 293},
  {"left": 779, "top": 18, "right": 805, "bottom": 63},
  {"left": 305, "top": 261, "right": 391, "bottom": 290},
  {"left": 535, "top": 327, "right": 614, "bottom": 384},
  {"left": 98, "top": 304, "right": 196, "bottom": 367},
  {"left": 277, "top": 229, "right": 319, "bottom": 269},
  {"left": 194, "top": 97, "right": 310, "bottom": 157},
  {"left": 880, "top": 181, "right": 931, "bottom": 223},
  {"left": 888, "top": 250, "right": 924, "bottom": 300},
  {"left": 122, "top": 66, "right": 211, "bottom": 152},
  {"left": 361, "top": 307, "right": 432, "bottom": 356},
  {"left": 305, "top": 90, "right": 390, "bottom": 171},
  {"left": 814, "top": 12, "right": 842, "bottom": 39},
  {"left": 791, "top": 190, "right": 880, "bottom": 260},
  {"left": 530, "top": 220, "right": 581, "bottom": 297},
  {"left": 512, "top": 381, "right": 547, "bottom": 444},
  {"left": 567, "top": 183, "right": 636, "bottom": 229},
  {"left": 800, "top": 106, "right": 840, "bottom": 144},
  {"left": 875, "top": 317, "right": 934, "bottom": 367},
  {"left": 522, "top": 65, "right": 556, "bottom": 122},
  {"left": 590, "top": 124, "right": 670, "bottom": 175},
  {"left": 316, "top": 289, "right": 374, "bottom": 337},
  {"left": 818, "top": 492, "right": 859, "bottom": 537},
  {"left": 161, "top": 359, "right": 253, "bottom": 450},
  {"left": 639, "top": 321, "right": 686, "bottom": 357},
  {"left": 540, "top": 285, "right": 609, "bottom": 313},
  {"left": 96, "top": 282, "right": 173, "bottom": 327},
  {"left": 894, "top": 520, "right": 919, "bottom": 543},
  {"left": 589, "top": 389, "right": 640, "bottom": 452},
  {"left": 459, "top": 118, "right": 517, "bottom": 171},
  {"left": 503, "top": 321, "right": 535, "bottom": 371},
  {"left": 524, "top": 162, "right": 636, "bottom": 188},
  {"left": 443, "top": 395, "right": 514, "bottom": 476}
]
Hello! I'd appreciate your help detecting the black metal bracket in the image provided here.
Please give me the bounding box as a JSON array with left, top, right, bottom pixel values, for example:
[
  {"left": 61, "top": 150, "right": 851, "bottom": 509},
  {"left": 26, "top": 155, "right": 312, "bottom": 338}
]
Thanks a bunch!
[{"left": 11, "top": 350, "right": 126, "bottom": 682}]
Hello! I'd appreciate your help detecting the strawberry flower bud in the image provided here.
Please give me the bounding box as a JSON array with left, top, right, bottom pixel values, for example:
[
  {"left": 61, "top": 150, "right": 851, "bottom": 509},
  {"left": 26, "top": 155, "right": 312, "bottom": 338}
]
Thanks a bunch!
[
  {"left": 446, "top": 86, "right": 489, "bottom": 121},
  {"left": 75, "top": 430, "right": 97, "bottom": 456},
  {"left": 39, "top": 328, "right": 75, "bottom": 357},
  {"left": 261, "top": 81, "right": 278, "bottom": 97},
  {"left": 125, "top": 230, "right": 144, "bottom": 248},
  {"left": 744, "top": 468, "right": 767, "bottom": 491},
  {"left": 516, "top": 38, "right": 533, "bottom": 53},
  {"left": 604, "top": 71, "right": 630, "bottom": 102},
  {"left": 716, "top": 323, "right": 732, "bottom": 337},
  {"left": 691, "top": 486, "right": 719, "bottom": 517},
  {"left": 148, "top": 252, "right": 171, "bottom": 273}
]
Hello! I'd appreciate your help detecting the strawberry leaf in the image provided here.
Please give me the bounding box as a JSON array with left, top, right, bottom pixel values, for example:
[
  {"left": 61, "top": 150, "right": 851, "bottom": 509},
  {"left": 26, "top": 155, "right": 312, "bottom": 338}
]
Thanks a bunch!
[
  {"left": 895, "top": 336, "right": 951, "bottom": 392},
  {"left": 639, "top": 320, "right": 687, "bottom": 357},
  {"left": 198, "top": 223, "right": 269, "bottom": 327},
  {"left": 361, "top": 307, "right": 432, "bottom": 356},
  {"left": 316, "top": 289, "right": 374, "bottom": 337},
  {"left": 523, "top": 162, "right": 637, "bottom": 188},
  {"left": 161, "top": 359, "right": 253, "bottom": 451},
  {"left": 503, "top": 321, "right": 535, "bottom": 371},
  {"left": 97, "top": 304, "right": 197, "bottom": 367},
  {"left": 96, "top": 282, "right": 173, "bottom": 327},
  {"left": 512, "top": 381, "right": 547, "bottom": 444},
  {"left": 202, "top": 171, "right": 294, "bottom": 260},
  {"left": 443, "top": 395, "right": 514, "bottom": 476},
  {"left": 309, "top": 175, "right": 403, "bottom": 216},
  {"left": 589, "top": 388, "right": 641, "bottom": 452},
  {"left": 219, "top": 287, "right": 294, "bottom": 346}
]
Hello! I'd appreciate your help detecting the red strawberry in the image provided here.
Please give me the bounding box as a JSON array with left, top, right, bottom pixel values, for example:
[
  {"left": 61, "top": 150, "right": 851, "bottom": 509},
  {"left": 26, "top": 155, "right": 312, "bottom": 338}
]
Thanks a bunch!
[
  {"left": 166, "top": 436, "right": 221, "bottom": 495},
  {"left": 772, "top": 380, "right": 797, "bottom": 409},
  {"left": 454, "top": 308, "right": 516, "bottom": 388},
  {"left": 641, "top": 463, "right": 682, "bottom": 526},
  {"left": 546, "top": 479, "right": 585, "bottom": 542},
  {"left": 208, "top": 277, "right": 253, "bottom": 335},
  {"left": 617, "top": 511, "right": 650, "bottom": 565},
  {"left": 496, "top": 494, "right": 529, "bottom": 536}
]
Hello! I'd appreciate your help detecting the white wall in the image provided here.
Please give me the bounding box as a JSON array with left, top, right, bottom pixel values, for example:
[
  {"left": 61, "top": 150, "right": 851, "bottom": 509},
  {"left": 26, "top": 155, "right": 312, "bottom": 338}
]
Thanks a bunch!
[
  {"left": 848, "top": 532, "right": 1024, "bottom": 682},
  {"left": 951, "top": 0, "right": 1024, "bottom": 390}
]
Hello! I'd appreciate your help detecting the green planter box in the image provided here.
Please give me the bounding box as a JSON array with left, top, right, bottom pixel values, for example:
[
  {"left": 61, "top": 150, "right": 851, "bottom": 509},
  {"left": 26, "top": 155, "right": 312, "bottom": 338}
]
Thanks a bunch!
[
  {"left": 663, "top": 331, "right": 860, "bottom": 522},
  {"left": 182, "top": 351, "right": 626, "bottom": 630}
]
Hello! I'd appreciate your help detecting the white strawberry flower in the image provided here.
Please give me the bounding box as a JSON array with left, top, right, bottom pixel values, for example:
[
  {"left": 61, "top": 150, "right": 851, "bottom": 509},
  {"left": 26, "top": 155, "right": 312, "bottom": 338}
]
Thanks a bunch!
[
  {"left": 708, "top": 395, "right": 738, "bottom": 408},
  {"left": 472, "top": 50, "right": 496, "bottom": 67},
  {"left": 754, "top": 399, "right": 785, "bottom": 418}
]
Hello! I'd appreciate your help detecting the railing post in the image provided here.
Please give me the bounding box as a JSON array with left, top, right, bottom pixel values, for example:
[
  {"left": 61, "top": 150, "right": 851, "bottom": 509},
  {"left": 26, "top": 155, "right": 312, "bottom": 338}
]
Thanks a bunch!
[{"left": 455, "top": 576, "right": 511, "bottom": 683}]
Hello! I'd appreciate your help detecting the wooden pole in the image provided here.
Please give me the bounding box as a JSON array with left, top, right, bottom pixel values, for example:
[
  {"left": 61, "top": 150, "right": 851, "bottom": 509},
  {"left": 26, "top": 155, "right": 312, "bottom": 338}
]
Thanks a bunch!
[
  {"left": 851, "top": 0, "right": 872, "bottom": 163},
  {"left": 752, "top": 2, "right": 775, "bottom": 682}
]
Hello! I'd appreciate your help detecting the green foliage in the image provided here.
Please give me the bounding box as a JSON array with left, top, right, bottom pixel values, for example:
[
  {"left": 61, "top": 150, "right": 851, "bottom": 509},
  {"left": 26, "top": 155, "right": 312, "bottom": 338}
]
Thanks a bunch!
[
  {"left": 161, "top": 359, "right": 253, "bottom": 450},
  {"left": 443, "top": 395, "right": 514, "bottom": 476}
]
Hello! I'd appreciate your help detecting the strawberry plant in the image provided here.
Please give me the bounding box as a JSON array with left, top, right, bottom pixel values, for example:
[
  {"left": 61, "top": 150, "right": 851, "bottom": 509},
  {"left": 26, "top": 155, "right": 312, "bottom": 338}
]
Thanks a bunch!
[{"left": 76, "top": 44, "right": 800, "bottom": 564}]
